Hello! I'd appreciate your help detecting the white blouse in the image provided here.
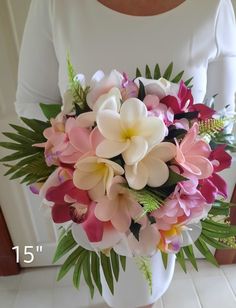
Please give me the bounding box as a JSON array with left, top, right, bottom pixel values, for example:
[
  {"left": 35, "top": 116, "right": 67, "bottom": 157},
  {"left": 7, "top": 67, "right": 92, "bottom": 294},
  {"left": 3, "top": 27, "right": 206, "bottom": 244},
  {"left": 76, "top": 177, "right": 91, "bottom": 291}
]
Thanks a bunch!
[{"left": 15, "top": 0, "right": 236, "bottom": 121}]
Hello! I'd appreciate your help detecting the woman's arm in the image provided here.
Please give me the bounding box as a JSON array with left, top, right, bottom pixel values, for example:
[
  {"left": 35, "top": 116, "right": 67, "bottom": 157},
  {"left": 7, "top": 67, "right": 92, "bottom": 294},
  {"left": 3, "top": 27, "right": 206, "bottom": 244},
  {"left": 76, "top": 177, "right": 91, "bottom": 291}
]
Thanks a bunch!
[
  {"left": 15, "top": 0, "right": 61, "bottom": 120},
  {"left": 206, "top": 0, "right": 236, "bottom": 118}
]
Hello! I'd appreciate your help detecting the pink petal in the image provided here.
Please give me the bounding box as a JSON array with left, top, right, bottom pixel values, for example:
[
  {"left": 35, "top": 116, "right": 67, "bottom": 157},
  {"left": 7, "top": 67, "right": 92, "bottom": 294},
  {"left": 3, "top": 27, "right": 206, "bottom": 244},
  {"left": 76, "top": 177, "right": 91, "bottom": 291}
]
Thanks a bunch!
[
  {"left": 81, "top": 202, "right": 104, "bottom": 242},
  {"left": 69, "top": 126, "right": 91, "bottom": 153},
  {"left": 210, "top": 173, "right": 228, "bottom": 198},
  {"left": 186, "top": 155, "right": 213, "bottom": 179},
  {"left": 94, "top": 197, "right": 117, "bottom": 221}
]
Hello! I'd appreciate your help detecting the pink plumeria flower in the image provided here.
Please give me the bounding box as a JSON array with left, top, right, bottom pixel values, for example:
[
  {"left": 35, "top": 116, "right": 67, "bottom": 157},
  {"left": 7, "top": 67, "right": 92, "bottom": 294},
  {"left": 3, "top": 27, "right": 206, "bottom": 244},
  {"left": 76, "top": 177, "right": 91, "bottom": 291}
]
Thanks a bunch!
[
  {"left": 35, "top": 116, "right": 103, "bottom": 166},
  {"left": 94, "top": 176, "right": 146, "bottom": 233},
  {"left": 175, "top": 122, "right": 213, "bottom": 179}
]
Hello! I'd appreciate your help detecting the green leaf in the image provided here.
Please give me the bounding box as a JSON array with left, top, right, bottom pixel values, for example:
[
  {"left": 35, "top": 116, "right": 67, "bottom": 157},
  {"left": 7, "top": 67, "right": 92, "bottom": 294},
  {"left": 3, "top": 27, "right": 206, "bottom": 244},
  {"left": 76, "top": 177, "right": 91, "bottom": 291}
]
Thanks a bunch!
[
  {"left": 154, "top": 64, "right": 161, "bottom": 79},
  {"left": 183, "top": 246, "right": 198, "bottom": 271},
  {"left": 110, "top": 249, "right": 120, "bottom": 282},
  {"left": 0, "top": 150, "right": 38, "bottom": 162},
  {"left": 161, "top": 252, "right": 168, "bottom": 269},
  {"left": 194, "top": 238, "right": 219, "bottom": 267},
  {"left": 100, "top": 252, "right": 114, "bottom": 294},
  {"left": 163, "top": 169, "right": 187, "bottom": 187},
  {"left": 176, "top": 249, "right": 187, "bottom": 273},
  {"left": 138, "top": 80, "right": 146, "bottom": 101},
  {"left": 9, "top": 124, "right": 45, "bottom": 141},
  {"left": 20, "top": 117, "right": 49, "bottom": 133},
  {"left": 120, "top": 255, "right": 126, "bottom": 272},
  {"left": 145, "top": 65, "right": 152, "bottom": 79},
  {"left": 73, "top": 250, "right": 87, "bottom": 289},
  {"left": 2, "top": 132, "right": 32, "bottom": 144},
  {"left": 57, "top": 246, "right": 84, "bottom": 281},
  {"left": 91, "top": 252, "right": 103, "bottom": 295},
  {"left": 53, "top": 230, "right": 77, "bottom": 263},
  {"left": 39, "top": 103, "right": 61, "bottom": 120},
  {"left": 201, "top": 228, "right": 234, "bottom": 239},
  {"left": 163, "top": 62, "right": 173, "bottom": 80},
  {"left": 200, "top": 233, "right": 230, "bottom": 249},
  {"left": 171, "top": 70, "right": 185, "bottom": 83},
  {"left": 202, "top": 219, "right": 236, "bottom": 234},
  {"left": 83, "top": 253, "right": 95, "bottom": 298},
  {"left": 184, "top": 77, "right": 193, "bottom": 87},
  {"left": 130, "top": 220, "right": 141, "bottom": 241},
  {"left": 136, "top": 67, "right": 142, "bottom": 78}
]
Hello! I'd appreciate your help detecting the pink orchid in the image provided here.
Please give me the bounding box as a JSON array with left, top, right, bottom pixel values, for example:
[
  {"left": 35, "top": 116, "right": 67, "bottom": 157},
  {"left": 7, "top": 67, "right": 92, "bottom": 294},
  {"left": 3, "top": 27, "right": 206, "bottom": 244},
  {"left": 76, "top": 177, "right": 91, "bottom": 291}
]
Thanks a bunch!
[
  {"left": 160, "top": 80, "right": 194, "bottom": 114},
  {"left": 143, "top": 94, "right": 174, "bottom": 125},
  {"left": 35, "top": 116, "right": 103, "bottom": 166},
  {"left": 46, "top": 179, "right": 104, "bottom": 242},
  {"left": 154, "top": 177, "right": 208, "bottom": 231},
  {"left": 120, "top": 73, "right": 139, "bottom": 100},
  {"left": 94, "top": 176, "right": 146, "bottom": 233},
  {"left": 175, "top": 122, "right": 213, "bottom": 179},
  {"left": 199, "top": 145, "right": 231, "bottom": 203}
]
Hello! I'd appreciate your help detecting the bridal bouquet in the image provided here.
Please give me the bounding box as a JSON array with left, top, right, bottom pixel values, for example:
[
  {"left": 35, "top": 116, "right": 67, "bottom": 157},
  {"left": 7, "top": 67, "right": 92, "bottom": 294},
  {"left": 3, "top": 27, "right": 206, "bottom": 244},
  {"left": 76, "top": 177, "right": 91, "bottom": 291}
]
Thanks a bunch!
[{"left": 1, "top": 59, "right": 236, "bottom": 296}]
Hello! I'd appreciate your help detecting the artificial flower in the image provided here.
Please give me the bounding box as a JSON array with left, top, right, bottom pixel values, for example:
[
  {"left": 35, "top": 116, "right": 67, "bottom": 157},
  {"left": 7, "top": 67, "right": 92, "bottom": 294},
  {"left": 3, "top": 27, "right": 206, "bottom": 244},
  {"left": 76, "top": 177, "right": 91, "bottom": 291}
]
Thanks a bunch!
[
  {"left": 125, "top": 142, "right": 176, "bottom": 190},
  {"left": 96, "top": 98, "right": 166, "bottom": 165},
  {"left": 77, "top": 87, "right": 121, "bottom": 127},
  {"left": 45, "top": 179, "right": 104, "bottom": 242},
  {"left": 175, "top": 122, "right": 213, "bottom": 179},
  {"left": 95, "top": 176, "right": 145, "bottom": 233},
  {"left": 73, "top": 156, "right": 124, "bottom": 200}
]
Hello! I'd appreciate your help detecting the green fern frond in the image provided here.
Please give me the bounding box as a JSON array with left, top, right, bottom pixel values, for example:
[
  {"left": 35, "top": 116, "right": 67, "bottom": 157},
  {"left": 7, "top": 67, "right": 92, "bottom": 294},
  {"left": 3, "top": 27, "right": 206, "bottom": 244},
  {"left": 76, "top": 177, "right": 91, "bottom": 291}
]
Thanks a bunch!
[
  {"left": 128, "top": 188, "right": 163, "bottom": 220},
  {"left": 67, "top": 53, "right": 90, "bottom": 111},
  {"left": 135, "top": 256, "right": 152, "bottom": 294},
  {"left": 199, "top": 118, "right": 226, "bottom": 139}
]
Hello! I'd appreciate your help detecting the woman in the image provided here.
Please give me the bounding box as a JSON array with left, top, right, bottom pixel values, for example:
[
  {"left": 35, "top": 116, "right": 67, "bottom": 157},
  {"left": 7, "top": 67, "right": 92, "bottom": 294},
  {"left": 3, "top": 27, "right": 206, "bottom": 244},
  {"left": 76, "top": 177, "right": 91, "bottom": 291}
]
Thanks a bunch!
[{"left": 15, "top": 1, "right": 236, "bottom": 307}]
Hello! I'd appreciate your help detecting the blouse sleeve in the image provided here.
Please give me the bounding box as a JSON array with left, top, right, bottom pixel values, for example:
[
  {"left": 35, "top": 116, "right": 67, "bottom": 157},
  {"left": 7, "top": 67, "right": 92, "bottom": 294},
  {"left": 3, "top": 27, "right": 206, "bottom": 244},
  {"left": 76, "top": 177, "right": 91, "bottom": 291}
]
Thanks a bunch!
[
  {"left": 206, "top": 0, "right": 236, "bottom": 119},
  {"left": 15, "top": 0, "right": 61, "bottom": 120}
]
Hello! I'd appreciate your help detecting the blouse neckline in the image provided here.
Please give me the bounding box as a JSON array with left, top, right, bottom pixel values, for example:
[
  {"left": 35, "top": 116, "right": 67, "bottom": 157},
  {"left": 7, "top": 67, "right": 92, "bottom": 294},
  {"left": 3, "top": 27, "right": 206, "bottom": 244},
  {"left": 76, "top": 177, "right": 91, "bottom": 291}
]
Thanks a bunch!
[{"left": 94, "top": 0, "right": 189, "bottom": 19}]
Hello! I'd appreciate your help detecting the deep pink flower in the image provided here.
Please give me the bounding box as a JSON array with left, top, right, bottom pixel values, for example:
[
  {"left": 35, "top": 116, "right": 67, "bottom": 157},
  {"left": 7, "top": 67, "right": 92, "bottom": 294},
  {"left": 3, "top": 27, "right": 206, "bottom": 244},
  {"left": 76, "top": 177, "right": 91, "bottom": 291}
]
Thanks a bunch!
[
  {"left": 46, "top": 180, "right": 104, "bottom": 242},
  {"left": 199, "top": 172, "right": 228, "bottom": 203},
  {"left": 209, "top": 145, "right": 232, "bottom": 172},
  {"left": 160, "top": 81, "right": 193, "bottom": 114},
  {"left": 190, "top": 103, "right": 215, "bottom": 120}
]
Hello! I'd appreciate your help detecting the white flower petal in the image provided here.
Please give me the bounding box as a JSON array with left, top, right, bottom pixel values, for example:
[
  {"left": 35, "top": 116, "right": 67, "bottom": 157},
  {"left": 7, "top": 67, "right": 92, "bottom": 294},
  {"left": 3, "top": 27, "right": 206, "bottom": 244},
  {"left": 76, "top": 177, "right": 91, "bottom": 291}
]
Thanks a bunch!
[
  {"left": 139, "top": 117, "right": 166, "bottom": 146},
  {"left": 76, "top": 111, "right": 96, "bottom": 128},
  {"left": 125, "top": 162, "right": 148, "bottom": 190},
  {"left": 145, "top": 157, "right": 169, "bottom": 187},
  {"left": 149, "top": 142, "right": 176, "bottom": 162},
  {"left": 93, "top": 87, "right": 121, "bottom": 113},
  {"left": 73, "top": 169, "right": 101, "bottom": 190},
  {"left": 98, "top": 158, "right": 124, "bottom": 175},
  {"left": 96, "top": 139, "right": 129, "bottom": 158},
  {"left": 89, "top": 179, "right": 106, "bottom": 201},
  {"left": 122, "top": 136, "right": 148, "bottom": 165},
  {"left": 97, "top": 110, "right": 123, "bottom": 141},
  {"left": 120, "top": 98, "right": 147, "bottom": 128}
]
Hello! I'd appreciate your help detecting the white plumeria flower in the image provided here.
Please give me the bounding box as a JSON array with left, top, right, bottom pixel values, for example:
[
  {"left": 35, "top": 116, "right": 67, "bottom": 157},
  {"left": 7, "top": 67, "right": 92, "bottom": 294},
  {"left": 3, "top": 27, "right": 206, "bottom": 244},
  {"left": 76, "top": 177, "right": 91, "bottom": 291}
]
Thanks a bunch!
[
  {"left": 125, "top": 142, "right": 176, "bottom": 190},
  {"left": 73, "top": 156, "right": 124, "bottom": 201},
  {"left": 135, "top": 77, "right": 179, "bottom": 99},
  {"left": 77, "top": 87, "right": 121, "bottom": 127},
  {"left": 96, "top": 98, "right": 166, "bottom": 165}
]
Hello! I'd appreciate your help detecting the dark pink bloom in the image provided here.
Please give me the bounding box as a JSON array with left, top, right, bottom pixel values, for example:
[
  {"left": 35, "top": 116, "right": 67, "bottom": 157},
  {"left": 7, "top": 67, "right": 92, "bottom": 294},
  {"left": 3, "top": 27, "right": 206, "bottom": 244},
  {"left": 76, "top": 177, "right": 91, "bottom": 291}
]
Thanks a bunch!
[
  {"left": 160, "top": 81, "right": 193, "bottom": 114},
  {"left": 190, "top": 104, "right": 215, "bottom": 120},
  {"left": 199, "top": 173, "right": 228, "bottom": 203},
  {"left": 46, "top": 180, "right": 104, "bottom": 242},
  {"left": 209, "top": 145, "right": 232, "bottom": 172}
]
